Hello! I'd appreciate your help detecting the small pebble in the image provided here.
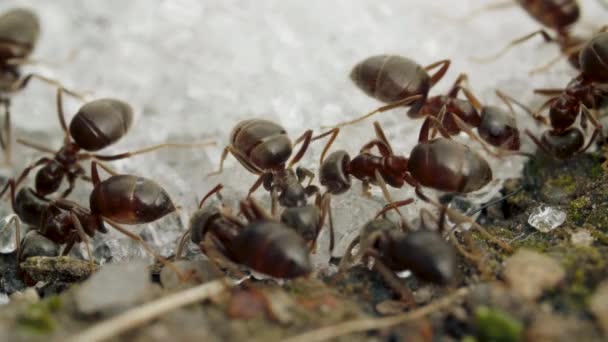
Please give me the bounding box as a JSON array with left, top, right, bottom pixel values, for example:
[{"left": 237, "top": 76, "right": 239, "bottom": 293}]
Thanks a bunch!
[
  {"left": 503, "top": 249, "right": 565, "bottom": 301},
  {"left": 570, "top": 230, "right": 594, "bottom": 247}
]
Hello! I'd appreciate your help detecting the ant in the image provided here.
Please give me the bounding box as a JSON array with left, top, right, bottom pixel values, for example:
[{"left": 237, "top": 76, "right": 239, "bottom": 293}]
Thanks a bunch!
[
  {"left": 328, "top": 57, "right": 524, "bottom": 153},
  {"left": 182, "top": 187, "right": 312, "bottom": 279},
  {"left": 1, "top": 87, "right": 214, "bottom": 199},
  {"left": 318, "top": 120, "right": 514, "bottom": 253},
  {"left": 3, "top": 161, "right": 185, "bottom": 277},
  {"left": 336, "top": 205, "right": 457, "bottom": 306},
  {"left": 470, "top": 0, "right": 587, "bottom": 73},
  {"left": 209, "top": 119, "right": 334, "bottom": 215},
  {"left": 0, "top": 8, "right": 85, "bottom": 163},
  {"left": 526, "top": 32, "right": 608, "bottom": 159}
]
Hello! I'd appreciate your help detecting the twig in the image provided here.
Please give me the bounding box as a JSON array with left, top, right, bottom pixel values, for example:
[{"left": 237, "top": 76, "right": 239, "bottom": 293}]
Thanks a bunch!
[
  {"left": 67, "top": 278, "right": 231, "bottom": 342},
  {"left": 282, "top": 287, "right": 469, "bottom": 342}
]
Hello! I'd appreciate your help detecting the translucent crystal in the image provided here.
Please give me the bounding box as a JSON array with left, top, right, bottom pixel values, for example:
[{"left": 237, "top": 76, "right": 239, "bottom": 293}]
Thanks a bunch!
[
  {"left": 528, "top": 206, "right": 566, "bottom": 233},
  {"left": 0, "top": 293, "right": 9, "bottom": 305},
  {"left": 0, "top": 214, "right": 22, "bottom": 254}
]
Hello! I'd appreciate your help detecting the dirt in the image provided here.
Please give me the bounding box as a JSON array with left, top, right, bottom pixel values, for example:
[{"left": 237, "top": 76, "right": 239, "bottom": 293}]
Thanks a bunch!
[{"left": 1, "top": 150, "right": 608, "bottom": 341}]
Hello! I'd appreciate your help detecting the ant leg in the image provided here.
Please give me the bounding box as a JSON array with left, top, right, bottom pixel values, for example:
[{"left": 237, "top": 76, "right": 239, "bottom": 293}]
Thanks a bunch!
[
  {"left": 247, "top": 174, "right": 266, "bottom": 199},
  {"left": 55, "top": 87, "right": 71, "bottom": 143},
  {"left": 458, "top": 86, "right": 484, "bottom": 111},
  {"left": 418, "top": 115, "right": 452, "bottom": 143},
  {"left": 581, "top": 105, "right": 605, "bottom": 144},
  {"left": 495, "top": 89, "right": 534, "bottom": 117},
  {"left": 84, "top": 141, "right": 216, "bottom": 162},
  {"left": 0, "top": 99, "right": 11, "bottom": 164},
  {"left": 0, "top": 214, "right": 22, "bottom": 260},
  {"left": 201, "top": 237, "right": 248, "bottom": 279},
  {"left": 208, "top": 146, "right": 230, "bottom": 176},
  {"left": 450, "top": 114, "right": 506, "bottom": 158},
  {"left": 447, "top": 73, "right": 470, "bottom": 98},
  {"left": 534, "top": 88, "right": 564, "bottom": 96},
  {"left": 0, "top": 157, "right": 52, "bottom": 199},
  {"left": 270, "top": 185, "right": 279, "bottom": 218},
  {"left": 424, "top": 59, "right": 451, "bottom": 86},
  {"left": 322, "top": 95, "right": 423, "bottom": 129},
  {"left": 415, "top": 186, "right": 513, "bottom": 253},
  {"left": 10, "top": 73, "right": 86, "bottom": 100},
  {"left": 524, "top": 129, "right": 554, "bottom": 157},
  {"left": 368, "top": 252, "right": 416, "bottom": 306},
  {"left": 16, "top": 138, "right": 56, "bottom": 154},
  {"left": 447, "top": 224, "right": 482, "bottom": 263},
  {"left": 375, "top": 198, "right": 415, "bottom": 232},
  {"left": 361, "top": 181, "right": 372, "bottom": 198},
  {"left": 296, "top": 166, "right": 315, "bottom": 187},
  {"left": 288, "top": 129, "right": 313, "bottom": 168},
  {"left": 104, "top": 218, "right": 187, "bottom": 281},
  {"left": 69, "top": 212, "right": 95, "bottom": 271},
  {"left": 359, "top": 139, "right": 392, "bottom": 156},
  {"left": 175, "top": 229, "right": 191, "bottom": 260},
  {"left": 373, "top": 121, "right": 394, "bottom": 154},
  {"left": 470, "top": 29, "right": 554, "bottom": 63},
  {"left": 198, "top": 184, "right": 224, "bottom": 209},
  {"left": 529, "top": 43, "right": 585, "bottom": 75},
  {"left": 312, "top": 193, "right": 335, "bottom": 253},
  {"left": 336, "top": 236, "right": 360, "bottom": 278},
  {"left": 374, "top": 169, "right": 406, "bottom": 228},
  {"left": 61, "top": 239, "right": 76, "bottom": 256},
  {"left": 312, "top": 128, "right": 340, "bottom": 163}
]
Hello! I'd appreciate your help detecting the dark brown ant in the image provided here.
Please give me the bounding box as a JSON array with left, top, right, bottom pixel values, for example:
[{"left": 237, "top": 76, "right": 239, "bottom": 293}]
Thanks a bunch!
[
  {"left": 525, "top": 33, "right": 608, "bottom": 159},
  {"left": 0, "top": 8, "right": 84, "bottom": 163},
  {"left": 319, "top": 120, "right": 493, "bottom": 196},
  {"left": 184, "top": 188, "right": 312, "bottom": 279},
  {"left": 328, "top": 57, "right": 523, "bottom": 152},
  {"left": 318, "top": 120, "right": 513, "bottom": 253},
  {"left": 209, "top": 119, "right": 330, "bottom": 214},
  {"left": 337, "top": 205, "right": 457, "bottom": 306},
  {"left": 3, "top": 161, "right": 185, "bottom": 277},
  {"left": 1, "top": 88, "right": 213, "bottom": 199},
  {"left": 470, "top": 0, "right": 587, "bottom": 72}
]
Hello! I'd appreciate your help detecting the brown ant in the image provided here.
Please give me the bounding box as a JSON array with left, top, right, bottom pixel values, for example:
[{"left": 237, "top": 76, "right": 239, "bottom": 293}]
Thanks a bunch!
[
  {"left": 3, "top": 161, "right": 185, "bottom": 277},
  {"left": 328, "top": 57, "right": 524, "bottom": 152},
  {"left": 182, "top": 187, "right": 312, "bottom": 279},
  {"left": 318, "top": 120, "right": 513, "bottom": 253},
  {"left": 209, "top": 119, "right": 332, "bottom": 215},
  {"left": 1, "top": 88, "right": 213, "bottom": 199},
  {"left": 336, "top": 205, "right": 457, "bottom": 306},
  {"left": 470, "top": 0, "right": 587, "bottom": 73},
  {"left": 0, "top": 8, "right": 85, "bottom": 163},
  {"left": 525, "top": 33, "right": 608, "bottom": 159}
]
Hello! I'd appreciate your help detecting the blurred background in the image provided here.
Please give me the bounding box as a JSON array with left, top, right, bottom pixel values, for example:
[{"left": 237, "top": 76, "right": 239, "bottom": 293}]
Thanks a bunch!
[{"left": 0, "top": 0, "right": 605, "bottom": 265}]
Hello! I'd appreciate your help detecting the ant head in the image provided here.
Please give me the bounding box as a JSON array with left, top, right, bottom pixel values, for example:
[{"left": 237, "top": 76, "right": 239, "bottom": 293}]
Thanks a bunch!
[
  {"left": 479, "top": 106, "right": 520, "bottom": 150},
  {"left": 549, "top": 95, "right": 579, "bottom": 131},
  {"left": 319, "top": 150, "right": 352, "bottom": 195}
]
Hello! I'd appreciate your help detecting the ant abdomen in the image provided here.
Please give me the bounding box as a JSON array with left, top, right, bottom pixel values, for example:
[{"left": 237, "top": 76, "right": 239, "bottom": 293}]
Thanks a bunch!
[
  {"left": 19, "top": 231, "right": 59, "bottom": 262},
  {"left": 580, "top": 32, "right": 608, "bottom": 83},
  {"left": 14, "top": 187, "right": 49, "bottom": 226},
  {"left": 230, "top": 221, "right": 311, "bottom": 279},
  {"left": 478, "top": 106, "right": 520, "bottom": 150},
  {"left": 0, "top": 8, "right": 39, "bottom": 62},
  {"left": 541, "top": 128, "right": 585, "bottom": 159},
  {"left": 382, "top": 230, "right": 457, "bottom": 285},
  {"left": 408, "top": 139, "right": 492, "bottom": 193},
  {"left": 69, "top": 99, "right": 134, "bottom": 151},
  {"left": 350, "top": 55, "right": 430, "bottom": 115},
  {"left": 230, "top": 119, "right": 292, "bottom": 171},
  {"left": 189, "top": 206, "right": 223, "bottom": 245},
  {"left": 89, "top": 175, "right": 176, "bottom": 224}
]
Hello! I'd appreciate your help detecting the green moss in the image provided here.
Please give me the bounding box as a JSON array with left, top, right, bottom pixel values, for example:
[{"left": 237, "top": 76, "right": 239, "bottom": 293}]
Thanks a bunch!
[
  {"left": 17, "top": 296, "right": 63, "bottom": 335},
  {"left": 590, "top": 163, "right": 603, "bottom": 179},
  {"left": 474, "top": 306, "right": 522, "bottom": 342},
  {"left": 569, "top": 197, "right": 590, "bottom": 224},
  {"left": 586, "top": 208, "right": 608, "bottom": 232}
]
